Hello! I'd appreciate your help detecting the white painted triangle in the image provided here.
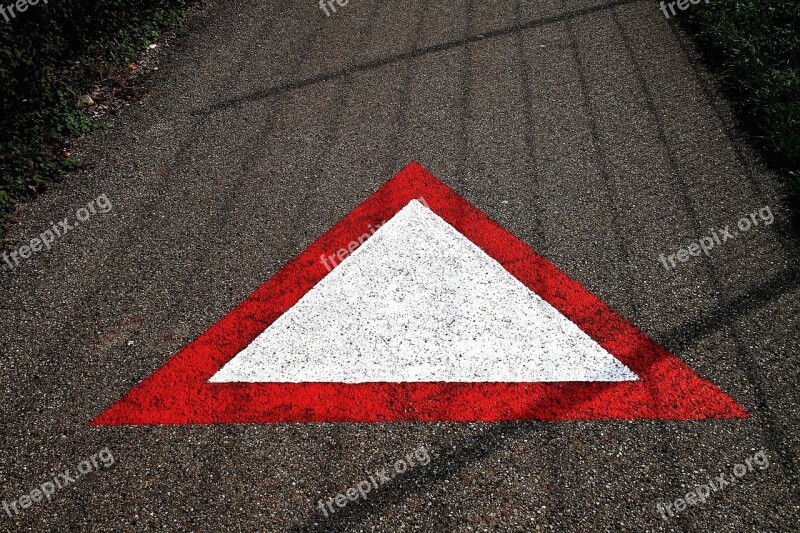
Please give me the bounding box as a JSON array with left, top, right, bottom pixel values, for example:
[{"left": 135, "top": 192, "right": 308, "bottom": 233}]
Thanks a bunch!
[{"left": 209, "top": 200, "right": 638, "bottom": 383}]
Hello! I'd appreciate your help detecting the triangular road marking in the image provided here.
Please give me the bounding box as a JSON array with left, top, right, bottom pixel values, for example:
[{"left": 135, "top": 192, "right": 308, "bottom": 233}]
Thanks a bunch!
[
  {"left": 209, "top": 200, "right": 638, "bottom": 384},
  {"left": 93, "top": 162, "right": 747, "bottom": 424}
]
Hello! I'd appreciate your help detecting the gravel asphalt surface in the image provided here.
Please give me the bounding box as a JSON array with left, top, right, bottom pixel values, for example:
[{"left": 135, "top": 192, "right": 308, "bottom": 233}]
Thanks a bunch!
[{"left": 1, "top": 0, "right": 798, "bottom": 530}]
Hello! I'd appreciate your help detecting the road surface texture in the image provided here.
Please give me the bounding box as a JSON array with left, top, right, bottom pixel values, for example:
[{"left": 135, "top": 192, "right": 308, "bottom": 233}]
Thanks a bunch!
[{"left": 1, "top": 0, "right": 798, "bottom": 530}]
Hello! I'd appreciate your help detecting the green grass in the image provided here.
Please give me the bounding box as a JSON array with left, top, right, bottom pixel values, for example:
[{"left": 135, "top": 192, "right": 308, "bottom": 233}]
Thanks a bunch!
[
  {"left": 0, "top": 87, "right": 94, "bottom": 221},
  {"left": 684, "top": 0, "right": 800, "bottom": 205}
]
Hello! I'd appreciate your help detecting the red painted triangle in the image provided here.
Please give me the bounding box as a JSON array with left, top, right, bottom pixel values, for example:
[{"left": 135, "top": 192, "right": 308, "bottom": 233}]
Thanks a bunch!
[{"left": 93, "top": 162, "right": 747, "bottom": 424}]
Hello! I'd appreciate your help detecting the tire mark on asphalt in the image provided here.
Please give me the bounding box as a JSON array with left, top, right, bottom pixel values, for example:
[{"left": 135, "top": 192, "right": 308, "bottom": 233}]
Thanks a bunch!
[
  {"left": 562, "top": 1, "right": 690, "bottom": 522},
  {"left": 610, "top": 5, "right": 800, "bottom": 505},
  {"left": 458, "top": 0, "right": 475, "bottom": 187},
  {"left": 513, "top": 0, "right": 546, "bottom": 251},
  {"left": 194, "top": 0, "right": 643, "bottom": 115},
  {"left": 562, "top": 4, "right": 639, "bottom": 319},
  {"left": 665, "top": 21, "right": 765, "bottom": 200}
]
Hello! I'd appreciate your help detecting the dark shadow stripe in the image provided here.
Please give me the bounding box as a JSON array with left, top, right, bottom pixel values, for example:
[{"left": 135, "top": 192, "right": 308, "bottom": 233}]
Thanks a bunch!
[
  {"left": 561, "top": 1, "right": 641, "bottom": 320},
  {"left": 513, "top": 0, "right": 546, "bottom": 251},
  {"left": 193, "top": 0, "right": 642, "bottom": 115},
  {"left": 561, "top": 2, "right": 700, "bottom": 521},
  {"left": 610, "top": 5, "right": 800, "bottom": 505},
  {"left": 458, "top": 0, "right": 474, "bottom": 188},
  {"left": 510, "top": 2, "right": 571, "bottom": 522},
  {"left": 380, "top": 0, "right": 430, "bottom": 178},
  {"left": 659, "top": 268, "right": 800, "bottom": 348},
  {"left": 290, "top": 266, "right": 798, "bottom": 532},
  {"left": 666, "top": 20, "right": 764, "bottom": 198}
]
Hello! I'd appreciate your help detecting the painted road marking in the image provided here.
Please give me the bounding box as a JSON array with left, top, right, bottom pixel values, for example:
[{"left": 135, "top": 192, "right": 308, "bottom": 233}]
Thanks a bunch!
[
  {"left": 209, "top": 200, "right": 637, "bottom": 383},
  {"left": 93, "top": 162, "right": 747, "bottom": 424}
]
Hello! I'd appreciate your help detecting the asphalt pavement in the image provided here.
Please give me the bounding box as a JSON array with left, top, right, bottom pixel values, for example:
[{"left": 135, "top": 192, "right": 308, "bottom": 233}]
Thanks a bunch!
[{"left": 1, "top": 0, "right": 798, "bottom": 530}]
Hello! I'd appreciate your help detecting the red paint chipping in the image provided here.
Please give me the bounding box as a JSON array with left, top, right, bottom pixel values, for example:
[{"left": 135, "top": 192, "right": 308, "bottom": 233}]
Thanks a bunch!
[{"left": 92, "top": 162, "right": 748, "bottom": 425}]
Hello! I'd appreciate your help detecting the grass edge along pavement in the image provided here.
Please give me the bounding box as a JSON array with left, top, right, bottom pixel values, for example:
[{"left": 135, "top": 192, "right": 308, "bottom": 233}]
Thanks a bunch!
[
  {"left": 0, "top": 0, "right": 797, "bottom": 236},
  {"left": 681, "top": 0, "right": 800, "bottom": 216},
  {"left": 0, "top": 0, "right": 201, "bottom": 236}
]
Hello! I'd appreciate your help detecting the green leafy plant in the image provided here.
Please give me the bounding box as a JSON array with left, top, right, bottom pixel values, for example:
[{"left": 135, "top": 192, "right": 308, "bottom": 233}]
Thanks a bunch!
[{"left": 0, "top": 0, "right": 197, "bottom": 231}]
